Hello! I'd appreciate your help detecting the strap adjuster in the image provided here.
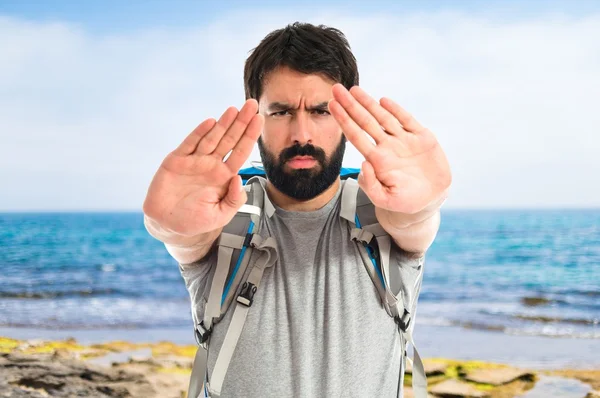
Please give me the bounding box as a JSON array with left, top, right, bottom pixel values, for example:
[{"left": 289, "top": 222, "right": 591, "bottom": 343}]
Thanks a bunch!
[
  {"left": 366, "top": 242, "right": 380, "bottom": 260},
  {"left": 237, "top": 282, "right": 257, "bottom": 307},
  {"left": 243, "top": 232, "right": 254, "bottom": 247},
  {"left": 394, "top": 308, "right": 411, "bottom": 332},
  {"left": 194, "top": 321, "right": 212, "bottom": 345}
]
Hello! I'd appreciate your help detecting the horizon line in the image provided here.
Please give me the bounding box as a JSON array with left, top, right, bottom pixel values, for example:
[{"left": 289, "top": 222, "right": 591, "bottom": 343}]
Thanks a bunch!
[{"left": 1, "top": 207, "right": 599, "bottom": 214}]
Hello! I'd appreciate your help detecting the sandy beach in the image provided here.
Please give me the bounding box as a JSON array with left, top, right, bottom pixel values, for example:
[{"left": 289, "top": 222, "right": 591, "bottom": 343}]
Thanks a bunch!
[{"left": 2, "top": 325, "right": 599, "bottom": 398}]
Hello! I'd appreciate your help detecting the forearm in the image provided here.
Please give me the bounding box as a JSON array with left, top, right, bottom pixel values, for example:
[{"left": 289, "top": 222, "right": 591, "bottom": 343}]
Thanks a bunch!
[
  {"left": 143, "top": 214, "right": 221, "bottom": 264},
  {"left": 376, "top": 208, "right": 441, "bottom": 254},
  {"left": 375, "top": 191, "right": 447, "bottom": 255}
]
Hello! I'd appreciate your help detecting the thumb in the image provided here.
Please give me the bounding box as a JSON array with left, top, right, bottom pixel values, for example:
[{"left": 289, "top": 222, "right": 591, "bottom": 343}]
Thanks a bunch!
[{"left": 220, "top": 175, "right": 247, "bottom": 213}]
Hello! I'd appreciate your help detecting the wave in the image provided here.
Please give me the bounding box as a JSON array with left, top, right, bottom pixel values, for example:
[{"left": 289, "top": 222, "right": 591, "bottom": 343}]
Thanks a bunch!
[
  {"left": 0, "top": 320, "right": 188, "bottom": 330},
  {"left": 418, "top": 317, "right": 600, "bottom": 339},
  {"left": 536, "top": 288, "right": 600, "bottom": 298},
  {"left": 512, "top": 314, "right": 599, "bottom": 326},
  {"left": 505, "top": 327, "right": 600, "bottom": 339},
  {"left": 0, "top": 288, "right": 139, "bottom": 299}
]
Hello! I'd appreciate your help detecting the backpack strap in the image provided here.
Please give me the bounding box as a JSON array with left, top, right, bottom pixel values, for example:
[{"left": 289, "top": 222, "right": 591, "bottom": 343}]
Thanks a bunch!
[
  {"left": 341, "top": 178, "right": 428, "bottom": 398},
  {"left": 208, "top": 235, "right": 277, "bottom": 397},
  {"left": 188, "top": 178, "right": 277, "bottom": 398}
]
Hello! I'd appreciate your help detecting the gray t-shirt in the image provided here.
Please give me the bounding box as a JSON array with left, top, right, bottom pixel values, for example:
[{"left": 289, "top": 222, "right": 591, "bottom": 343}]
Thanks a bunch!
[{"left": 179, "top": 178, "right": 420, "bottom": 397}]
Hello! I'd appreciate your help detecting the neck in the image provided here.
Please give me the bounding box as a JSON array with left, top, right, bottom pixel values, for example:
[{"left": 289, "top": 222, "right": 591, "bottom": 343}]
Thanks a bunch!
[{"left": 265, "top": 178, "right": 341, "bottom": 212}]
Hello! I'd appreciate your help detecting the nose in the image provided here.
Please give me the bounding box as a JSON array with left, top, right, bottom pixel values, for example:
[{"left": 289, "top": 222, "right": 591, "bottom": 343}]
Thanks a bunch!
[{"left": 289, "top": 111, "right": 313, "bottom": 146}]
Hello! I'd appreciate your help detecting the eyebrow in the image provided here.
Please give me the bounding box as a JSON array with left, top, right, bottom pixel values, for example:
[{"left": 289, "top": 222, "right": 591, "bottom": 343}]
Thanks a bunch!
[{"left": 267, "top": 101, "right": 330, "bottom": 112}]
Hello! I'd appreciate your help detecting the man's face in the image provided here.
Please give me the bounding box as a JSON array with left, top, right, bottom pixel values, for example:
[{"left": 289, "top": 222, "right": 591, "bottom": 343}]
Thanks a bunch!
[{"left": 257, "top": 66, "right": 346, "bottom": 201}]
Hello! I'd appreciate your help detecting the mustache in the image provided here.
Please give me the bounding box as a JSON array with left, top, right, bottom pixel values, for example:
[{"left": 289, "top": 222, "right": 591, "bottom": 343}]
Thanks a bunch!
[{"left": 279, "top": 143, "right": 327, "bottom": 164}]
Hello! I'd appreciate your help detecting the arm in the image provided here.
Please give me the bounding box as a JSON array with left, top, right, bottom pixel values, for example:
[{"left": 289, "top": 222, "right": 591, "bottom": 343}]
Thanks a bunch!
[
  {"left": 141, "top": 99, "right": 263, "bottom": 265},
  {"left": 375, "top": 190, "right": 447, "bottom": 255},
  {"left": 328, "top": 84, "right": 452, "bottom": 256},
  {"left": 144, "top": 214, "right": 221, "bottom": 264}
]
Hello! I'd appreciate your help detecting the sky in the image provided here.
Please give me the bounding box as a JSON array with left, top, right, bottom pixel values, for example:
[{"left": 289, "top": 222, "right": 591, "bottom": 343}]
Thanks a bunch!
[{"left": 1, "top": 1, "right": 599, "bottom": 211}]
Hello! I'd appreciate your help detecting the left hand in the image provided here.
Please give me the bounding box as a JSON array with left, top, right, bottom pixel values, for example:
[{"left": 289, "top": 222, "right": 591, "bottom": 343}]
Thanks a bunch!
[{"left": 328, "top": 84, "right": 452, "bottom": 215}]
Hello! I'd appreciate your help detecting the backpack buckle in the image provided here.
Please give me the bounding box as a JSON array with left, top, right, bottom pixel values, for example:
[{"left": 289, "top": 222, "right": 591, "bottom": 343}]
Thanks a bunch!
[
  {"left": 243, "top": 233, "right": 254, "bottom": 247},
  {"left": 237, "top": 282, "right": 257, "bottom": 307},
  {"left": 366, "top": 242, "right": 380, "bottom": 260},
  {"left": 194, "top": 321, "right": 212, "bottom": 345},
  {"left": 394, "top": 308, "right": 411, "bottom": 332}
]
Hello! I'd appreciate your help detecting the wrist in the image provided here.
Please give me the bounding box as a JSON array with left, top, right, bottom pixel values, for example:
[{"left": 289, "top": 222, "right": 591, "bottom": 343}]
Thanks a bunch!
[
  {"left": 376, "top": 189, "right": 448, "bottom": 230},
  {"left": 143, "top": 214, "right": 221, "bottom": 247}
]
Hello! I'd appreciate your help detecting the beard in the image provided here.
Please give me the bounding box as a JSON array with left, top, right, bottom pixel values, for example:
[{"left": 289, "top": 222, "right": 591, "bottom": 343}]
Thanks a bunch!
[{"left": 257, "top": 135, "right": 346, "bottom": 201}]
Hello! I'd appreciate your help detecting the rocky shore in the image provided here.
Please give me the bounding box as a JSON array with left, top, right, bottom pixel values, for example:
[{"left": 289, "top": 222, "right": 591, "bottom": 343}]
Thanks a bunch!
[{"left": 1, "top": 336, "right": 598, "bottom": 397}]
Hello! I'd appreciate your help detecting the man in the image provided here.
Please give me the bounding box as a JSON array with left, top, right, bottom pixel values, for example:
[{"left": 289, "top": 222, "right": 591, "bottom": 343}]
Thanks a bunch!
[{"left": 143, "top": 22, "right": 451, "bottom": 397}]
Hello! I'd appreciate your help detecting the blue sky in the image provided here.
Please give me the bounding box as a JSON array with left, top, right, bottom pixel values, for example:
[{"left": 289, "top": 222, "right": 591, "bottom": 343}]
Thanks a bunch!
[
  {"left": 1, "top": 1, "right": 599, "bottom": 210},
  {"left": 3, "top": 0, "right": 599, "bottom": 32}
]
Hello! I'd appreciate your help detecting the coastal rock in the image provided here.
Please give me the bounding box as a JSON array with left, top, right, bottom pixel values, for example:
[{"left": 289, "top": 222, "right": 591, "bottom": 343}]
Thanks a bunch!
[
  {"left": 403, "top": 387, "right": 436, "bottom": 398},
  {"left": 465, "top": 368, "right": 534, "bottom": 385},
  {"left": 153, "top": 356, "right": 193, "bottom": 369},
  {"left": 125, "top": 354, "right": 192, "bottom": 370},
  {"left": 406, "top": 360, "right": 449, "bottom": 376},
  {"left": 521, "top": 297, "right": 553, "bottom": 306},
  {"left": 429, "top": 379, "right": 489, "bottom": 398},
  {"left": 0, "top": 352, "right": 156, "bottom": 397}
]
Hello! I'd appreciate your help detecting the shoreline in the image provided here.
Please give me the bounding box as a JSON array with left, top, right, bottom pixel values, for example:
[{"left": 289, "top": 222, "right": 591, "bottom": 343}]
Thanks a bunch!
[
  {"left": 2, "top": 323, "right": 600, "bottom": 371},
  {"left": 1, "top": 333, "right": 599, "bottom": 398}
]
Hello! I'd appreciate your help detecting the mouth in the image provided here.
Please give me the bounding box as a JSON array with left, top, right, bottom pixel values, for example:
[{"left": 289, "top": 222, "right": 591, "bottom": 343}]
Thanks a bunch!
[{"left": 286, "top": 156, "right": 317, "bottom": 169}]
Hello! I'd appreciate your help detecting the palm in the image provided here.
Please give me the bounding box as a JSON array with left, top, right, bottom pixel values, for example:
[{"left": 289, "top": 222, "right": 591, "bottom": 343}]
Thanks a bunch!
[
  {"left": 330, "top": 85, "right": 451, "bottom": 214},
  {"left": 365, "top": 128, "right": 448, "bottom": 213},
  {"left": 147, "top": 155, "right": 237, "bottom": 234},
  {"left": 143, "top": 100, "right": 263, "bottom": 236}
]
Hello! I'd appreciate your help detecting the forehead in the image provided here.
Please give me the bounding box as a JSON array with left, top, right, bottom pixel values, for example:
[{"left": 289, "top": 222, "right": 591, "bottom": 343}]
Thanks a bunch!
[{"left": 259, "top": 66, "right": 336, "bottom": 104}]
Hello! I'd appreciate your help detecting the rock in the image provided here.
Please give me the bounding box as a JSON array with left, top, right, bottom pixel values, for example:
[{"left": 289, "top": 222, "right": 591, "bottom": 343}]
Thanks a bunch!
[
  {"left": 76, "top": 348, "right": 109, "bottom": 359},
  {"left": 52, "top": 348, "right": 73, "bottom": 360},
  {"left": 17, "top": 339, "right": 47, "bottom": 351},
  {"left": 406, "top": 360, "right": 448, "bottom": 376},
  {"left": 129, "top": 354, "right": 153, "bottom": 363},
  {"left": 429, "top": 379, "right": 489, "bottom": 398},
  {"left": 586, "top": 391, "right": 600, "bottom": 398},
  {"left": 465, "top": 368, "right": 534, "bottom": 386},
  {"left": 0, "top": 352, "right": 156, "bottom": 397},
  {"left": 403, "top": 387, "right": 436, "bottom": 398},
  {"left": 154, "top": 356, "right": 193, "bottom": 369},
  {"left": 521, "top": 297, "right": 552, "bottom": 306}
]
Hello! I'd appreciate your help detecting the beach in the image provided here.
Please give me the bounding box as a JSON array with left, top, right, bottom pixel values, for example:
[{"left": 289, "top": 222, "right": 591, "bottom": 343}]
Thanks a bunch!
[{"left": 2, "top": 325, "right": 600, "bottom": 397}]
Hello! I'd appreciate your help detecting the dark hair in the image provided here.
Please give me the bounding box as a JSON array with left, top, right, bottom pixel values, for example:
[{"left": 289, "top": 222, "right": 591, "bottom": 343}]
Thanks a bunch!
[{"left": 244, "top": 22, "right": 359, "bottom": 101}]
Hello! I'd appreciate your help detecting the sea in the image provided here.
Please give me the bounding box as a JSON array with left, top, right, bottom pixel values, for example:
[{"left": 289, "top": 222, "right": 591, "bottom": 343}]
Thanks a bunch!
[{"left": 1, "top": 209, "right": 599, "bottom": 368}]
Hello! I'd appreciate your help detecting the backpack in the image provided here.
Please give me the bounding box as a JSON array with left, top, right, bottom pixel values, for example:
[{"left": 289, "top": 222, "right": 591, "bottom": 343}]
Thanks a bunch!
[{"left": 187, "top": 165, "right": 428, "bottom": 398}]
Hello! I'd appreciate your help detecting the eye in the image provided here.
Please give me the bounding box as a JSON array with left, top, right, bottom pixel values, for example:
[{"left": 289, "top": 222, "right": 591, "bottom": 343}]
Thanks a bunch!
[
  {"left": 313, "top": 109, "right": 330, "bottom": 116},
  {"left": 271, "top": 110, "right": 290, "bottom": 117}
]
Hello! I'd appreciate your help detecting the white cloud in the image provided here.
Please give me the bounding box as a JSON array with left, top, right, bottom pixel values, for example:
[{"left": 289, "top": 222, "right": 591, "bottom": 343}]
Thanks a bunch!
[{"left": 1, "top": 9, "right": 598, "bottom": 210}]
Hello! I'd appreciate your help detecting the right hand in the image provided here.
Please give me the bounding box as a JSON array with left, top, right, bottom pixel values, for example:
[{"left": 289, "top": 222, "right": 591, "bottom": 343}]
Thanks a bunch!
[{"left": 143, "top": 99, "right": 263, "bottom": 237}]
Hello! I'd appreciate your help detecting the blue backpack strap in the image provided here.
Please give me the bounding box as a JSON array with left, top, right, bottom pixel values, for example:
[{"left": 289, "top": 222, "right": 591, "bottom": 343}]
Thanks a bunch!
[
  {"left": 189, "top": 176, "right": 270, "bottom": 398},
  {"left": 340, "top": 178, "right": 428, "bottom": 398}
]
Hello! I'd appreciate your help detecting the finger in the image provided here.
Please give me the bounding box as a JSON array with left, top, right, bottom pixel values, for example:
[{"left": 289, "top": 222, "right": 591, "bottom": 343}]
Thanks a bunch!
[
  {"left": 358, "top": 160, "right": 387, "bottom": 205},
  {"left": 348, "top": 86, "right": 402, "bottom": 135},
  {"left": 225, "top": 113, "right": 264, "bottom": 172},
  {"left": 328, "top": 99, "right": 375, "bottom": 158},
  {"left": 195, "top": 106, "right": 239, "bottom": 155},
  {"left": 331, "top": 84, "right": 387, "bottom": 144},
  {"left": 380, "top": 98, "right": 423, "bottom": 133},
  {"left": 220, "top": 175, "right": 248, "bottom": 214},
  {"left": 173, "top": 118, "right": 217, "bottom": 156},
  {"left": 213, "top": 99, "right": 258, "bottom": 158}
]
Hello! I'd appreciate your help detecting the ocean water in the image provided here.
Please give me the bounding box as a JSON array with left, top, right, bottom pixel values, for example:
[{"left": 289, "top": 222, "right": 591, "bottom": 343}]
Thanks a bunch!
[{"left": 0, "top": 210, "right": 598, "bottom": 340}]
